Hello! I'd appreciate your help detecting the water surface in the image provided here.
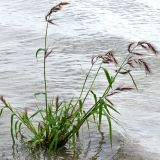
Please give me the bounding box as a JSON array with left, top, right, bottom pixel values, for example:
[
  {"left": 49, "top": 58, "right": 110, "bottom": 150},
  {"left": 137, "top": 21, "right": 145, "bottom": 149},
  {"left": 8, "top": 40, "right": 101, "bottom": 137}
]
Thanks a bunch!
[{"left": 0, "top": 0, "right": 160, "bottom": 159}]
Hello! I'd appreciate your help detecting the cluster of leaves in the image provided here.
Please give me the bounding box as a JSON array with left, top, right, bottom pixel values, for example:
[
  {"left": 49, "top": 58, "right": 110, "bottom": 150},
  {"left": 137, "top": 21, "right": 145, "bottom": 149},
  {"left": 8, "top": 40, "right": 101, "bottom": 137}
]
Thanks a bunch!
[{"left": 0, "top": 2, "right": 159, "bottom": 151}]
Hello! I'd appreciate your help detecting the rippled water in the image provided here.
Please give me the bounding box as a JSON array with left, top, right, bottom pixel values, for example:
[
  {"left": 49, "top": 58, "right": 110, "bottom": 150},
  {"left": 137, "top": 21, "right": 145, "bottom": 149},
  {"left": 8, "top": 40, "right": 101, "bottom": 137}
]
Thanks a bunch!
[{"left": 0, "top": 0, "right": 160, "bottom": 159}]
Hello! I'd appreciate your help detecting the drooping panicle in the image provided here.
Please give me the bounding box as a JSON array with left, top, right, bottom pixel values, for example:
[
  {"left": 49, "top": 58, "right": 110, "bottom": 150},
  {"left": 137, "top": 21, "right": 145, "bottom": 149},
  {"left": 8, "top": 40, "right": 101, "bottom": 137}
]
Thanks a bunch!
[
  {"left": 128, "top": 42, "right": 136, "bottom": 53},
  {"left": 91, "top": 50, "right": 118, "bottom": 65},
  {"left": 138, "top": 41, "right": 159, "bottom": 55},
  {"left": 138, "top": 59, "right": 151, "bottom": 74},
  {"left": 45, "top": 2, "right": 70, "bottom": 24}
]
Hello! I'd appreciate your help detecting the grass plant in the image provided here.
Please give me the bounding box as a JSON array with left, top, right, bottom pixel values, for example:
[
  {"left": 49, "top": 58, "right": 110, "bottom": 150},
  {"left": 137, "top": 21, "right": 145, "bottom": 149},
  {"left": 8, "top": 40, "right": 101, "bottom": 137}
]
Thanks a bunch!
[{"left": 0, "top": 2, "right": 159, "bottom": 151}]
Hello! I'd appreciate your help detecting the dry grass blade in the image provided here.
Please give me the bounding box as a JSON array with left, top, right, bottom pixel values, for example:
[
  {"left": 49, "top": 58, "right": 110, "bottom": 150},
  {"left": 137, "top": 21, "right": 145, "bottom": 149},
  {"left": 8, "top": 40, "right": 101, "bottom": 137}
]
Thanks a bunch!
[
  {"left": 45, "top": 48, "right": 54, "bottom": 58},
  {"left": 107, "top": 91, "right": 119, "bottom": 97},
  {"left": 115, "top": 69, "right": 130, "bottom": 74},
  {"left": 115, "top": 86, "right": 134, "bottom": 91},
  {"left": 131, "top": 52, "right": 144, "bottom": 56}
]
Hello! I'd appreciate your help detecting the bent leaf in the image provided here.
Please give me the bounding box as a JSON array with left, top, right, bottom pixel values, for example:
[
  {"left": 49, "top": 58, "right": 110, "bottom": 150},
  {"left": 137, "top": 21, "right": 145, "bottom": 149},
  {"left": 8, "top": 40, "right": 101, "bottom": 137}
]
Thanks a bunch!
[
  {"left": 34, "top": 92, "right": 46, "bottom": 97},
  {"left": 101, "top": 67, "right": 112, "bottom": 88},
  {"left": 90, "top": 90, "right": 97, "bottom": 104},
  {"left": 36, "top": 48, "right": 45, "bottom": 61},
  {"left": 106, "top": 104, "right": 120, "bottom": 114}
]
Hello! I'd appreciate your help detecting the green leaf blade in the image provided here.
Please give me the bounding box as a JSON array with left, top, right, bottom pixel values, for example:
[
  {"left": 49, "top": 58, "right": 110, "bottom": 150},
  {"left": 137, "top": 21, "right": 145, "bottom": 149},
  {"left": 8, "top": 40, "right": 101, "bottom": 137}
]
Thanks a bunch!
[
  {"left": 101, "top": 67, "right": 112, "bottom": 88},
  {"left": 36, "top": 48, "right": 45, "bottom": 61}
]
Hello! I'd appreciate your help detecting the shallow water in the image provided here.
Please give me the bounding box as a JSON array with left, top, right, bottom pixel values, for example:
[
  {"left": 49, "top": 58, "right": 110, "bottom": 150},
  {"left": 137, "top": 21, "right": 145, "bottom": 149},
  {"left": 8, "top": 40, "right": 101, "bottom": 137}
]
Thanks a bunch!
[{"left": 0, "top": 0, "right": 160, "bottom": 159}]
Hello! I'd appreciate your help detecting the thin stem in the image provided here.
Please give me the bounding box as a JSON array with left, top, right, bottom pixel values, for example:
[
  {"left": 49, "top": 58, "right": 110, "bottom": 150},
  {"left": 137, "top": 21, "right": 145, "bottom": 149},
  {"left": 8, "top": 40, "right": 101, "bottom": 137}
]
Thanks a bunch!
[
  {"left": 79, "top": 64, "right": 94, "bottom": 100},
  {"left": 44, "top": 22, "right": 49, "bottom": 112},
  {"left": 82, "top": 63, "right": 102, "bottom": 105},
  {"left": 74, "top": 64, "right": 94, "bottom": 107},
  {"left": 75, "top": 60, "right": 98, "bottom": 107},
  {"left": 44, "top": 21, "right": 49, "bottom": 140}
]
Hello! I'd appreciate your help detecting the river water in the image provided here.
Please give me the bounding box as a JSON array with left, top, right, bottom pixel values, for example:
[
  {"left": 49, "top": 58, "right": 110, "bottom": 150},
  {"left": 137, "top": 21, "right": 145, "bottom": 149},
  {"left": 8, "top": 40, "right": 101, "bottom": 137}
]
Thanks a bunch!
[{"left": 0, "top": 0, "right": 160, "bottom": 159}]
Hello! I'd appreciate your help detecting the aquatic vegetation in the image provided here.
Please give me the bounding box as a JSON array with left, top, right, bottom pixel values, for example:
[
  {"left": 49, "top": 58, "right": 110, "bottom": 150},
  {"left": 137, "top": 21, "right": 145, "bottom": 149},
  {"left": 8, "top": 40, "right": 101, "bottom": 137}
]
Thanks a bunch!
[{"left": 0, "top": 2, "right": 159, "bottom": 151}]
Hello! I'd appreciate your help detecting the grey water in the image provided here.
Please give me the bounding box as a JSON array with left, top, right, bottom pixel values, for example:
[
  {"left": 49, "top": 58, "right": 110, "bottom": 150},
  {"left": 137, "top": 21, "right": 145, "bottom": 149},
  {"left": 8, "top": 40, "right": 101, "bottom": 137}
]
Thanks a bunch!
[{"left": 0, "top": 0, "right": 160, "bottom": 159}]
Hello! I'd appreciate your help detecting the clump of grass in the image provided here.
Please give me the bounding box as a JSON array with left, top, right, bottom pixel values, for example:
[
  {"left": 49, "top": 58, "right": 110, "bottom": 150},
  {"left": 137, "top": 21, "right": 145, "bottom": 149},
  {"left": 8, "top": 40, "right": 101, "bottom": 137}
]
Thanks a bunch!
[{"left": 0, "top": 2, "right": 159, "bottom": 151}]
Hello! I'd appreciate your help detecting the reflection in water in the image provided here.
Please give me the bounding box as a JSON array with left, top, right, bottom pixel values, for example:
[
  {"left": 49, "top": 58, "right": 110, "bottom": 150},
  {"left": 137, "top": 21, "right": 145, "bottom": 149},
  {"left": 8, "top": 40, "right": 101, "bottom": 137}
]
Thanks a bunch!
[
  {"left": 89, "top": 128, "right": 105, "bottom": 160},
  {"left": 9, "top": 124, "right": 122, "bottom": 160}
]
